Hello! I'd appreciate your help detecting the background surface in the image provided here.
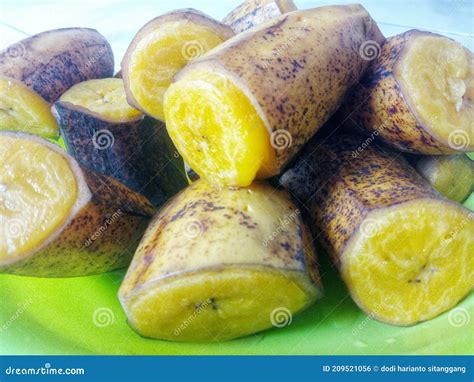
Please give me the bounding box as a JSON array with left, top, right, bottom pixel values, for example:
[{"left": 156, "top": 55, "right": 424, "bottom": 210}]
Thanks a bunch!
[
  {"left": 1, "top": 0, "right": 473, "bottom": 69},
  {"left": 0, "top": 0, "right": 473, "bottom": 355}
]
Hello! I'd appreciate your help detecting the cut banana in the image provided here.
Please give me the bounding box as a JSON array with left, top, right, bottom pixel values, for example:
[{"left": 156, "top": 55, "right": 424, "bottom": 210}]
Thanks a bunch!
[
  {"left": 343, "top": 30, "right": 473, "bottom": 154},
  {"left": 0, "top": 28, "right": 114, "bottom": 103},
  {"left": 0, "top": 131, "right": 154, "bottom": 277},
  {"left": 164, "top": 5, "right": 384, "bottom": 187},
  {"left": 59, "top": 78, "right": 143, "bottom": 122},
  {"left": 119, "top": 180, "right": 321, "bottom": 341},
  {"left": 0, "top": 76, "right": 58, "bottom": 138},
  {"left": 165, "top": 71, "right": 276, "bottom": 187},
  {"left": 121, "top": 9, "right": 233, "bottom": 121},
  {"left": 343, "top": 199, "right": 473, "bottom": 325},
  {"left": 415, "top": 154, "right": 474, "bottom": 203},
  {"left": 54, "top": 78, "right": 188, "bottom": 206},
  {"left": 0, "top": 134, "right": 77, "bottom": 259},
  {"left": 281, "top": 133, "right": 474, "bottom": 326},
  {"left": 397, "top": 34, "right": 473, "bottom": 145}
]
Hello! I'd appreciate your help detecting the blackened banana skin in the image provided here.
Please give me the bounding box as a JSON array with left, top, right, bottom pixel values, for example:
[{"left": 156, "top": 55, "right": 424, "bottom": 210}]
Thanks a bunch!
[{"left": 55, "top": 102, "right": 188, "bottom": 206}]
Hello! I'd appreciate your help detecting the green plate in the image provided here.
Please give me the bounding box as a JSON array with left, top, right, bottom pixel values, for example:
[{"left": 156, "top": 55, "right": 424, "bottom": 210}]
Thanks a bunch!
[
  {"left": 1, "top": 154, "right": 473, "bottom": 355},
  {"left": 1, "top": 202, "right": 473, "bottom": 355},
  {"left": 1, "top": 261, "right": 472, "bottom": 355}
]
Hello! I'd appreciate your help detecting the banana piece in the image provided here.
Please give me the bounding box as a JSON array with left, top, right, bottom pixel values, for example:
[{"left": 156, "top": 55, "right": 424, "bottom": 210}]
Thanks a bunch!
[
  {"left": 119, "top": 180, "right": 321, "bottom": 341},
  {"left": 53, "top": 78, "right": 188, "bottom": 206},
  {"left": 0, "top": 76, "right": 58, "bottom": 138},
  {"left": 0, "top": 28, "right": 114, "bottom": 103},
  {"left": 341, "top": 30, "right": 473, "bottom": 154},
  {"left": 414, "top": 154, "right": 474, "bottom": 203},
  {"left": 0, "top": 131, "right": 154, "bottom": 277},
  {"left": 281, "top": 133, "right": 474, "bottom": 326},
  {"left": 164, "top": 5, "right": 384, "bottom": 187},
  {"left": 121, "top": 9, "right": 234, "bottom": 121}
]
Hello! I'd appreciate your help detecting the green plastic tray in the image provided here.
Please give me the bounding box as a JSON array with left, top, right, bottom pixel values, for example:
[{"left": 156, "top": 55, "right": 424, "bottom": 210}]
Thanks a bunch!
[
  {"left": 1, "top": 195, "right": 473, "bottom": 355},
  {"left": 1, "top": 141, "right": 472, "bottom": 355}
]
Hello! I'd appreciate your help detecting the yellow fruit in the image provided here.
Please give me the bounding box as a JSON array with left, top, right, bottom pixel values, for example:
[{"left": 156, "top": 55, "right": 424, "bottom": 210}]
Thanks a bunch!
[
  {"left": 343, "top": 199, "right": 473, "bottom": 325},
  {"left": 53, "top": 78, "right": 188, "bottom": 206},
  {"left": 0, "top": 135, "right": 76, "bottom": 259},
  {"left": 398, "top": 35, "right": 472, "bottom": 145},
  {"left": 0, "top": 28, "right": 114, "bottom": 103},
  {"left": 127, "top": 268, "right": 314, "bottom": 342},
  {"left": 281, "top": 133, "right": 474, "bottom": 325},
  {"left": 0, "top": 76, "right": 58, "bottom": 138},
  {"left": 415, "top": 154, "right": 474, "bottom": 203},
  {"left": 119, "top": 180, "right": 321, "bottom": 341},
  {"left": 164, "top": 5, "right": 384, "bottom": 187},
  {"left": 122, "top": 9, "right": 233, "bottom": 121},
  {"left": 0, "top": 131, "right": 154, "bottom": 277},
  {"left": 341, "top": 30, "right": 473, "bottom": 154},
  {"left": 59, "top": 78, "right": 142, "bottom": 122},
  {"left": 164, "top": 71, "right": 276, "bottom": 187}
]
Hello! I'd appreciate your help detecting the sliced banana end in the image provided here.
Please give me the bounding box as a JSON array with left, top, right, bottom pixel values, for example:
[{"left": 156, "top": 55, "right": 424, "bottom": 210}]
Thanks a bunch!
[
  {"left": 120, "top": 267, "right": 319, "bottom": 342},
  {"left": 0, "top": 132, "right": 79, "bottom": 263},
  {"left": 0, "top": 76, "right": 59, "bottom": 138},
  {"left": 342, "top": 198, "right": 474, "bottom": 326},
  {"left": 164, "top": 71, "right": 276, "bottom": 187},
  {"left": 397, "top": 33, "right": 473, "bottom": 151},
  {"left": 58, "top": 78, "right": 143, "bottom": 122}
]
